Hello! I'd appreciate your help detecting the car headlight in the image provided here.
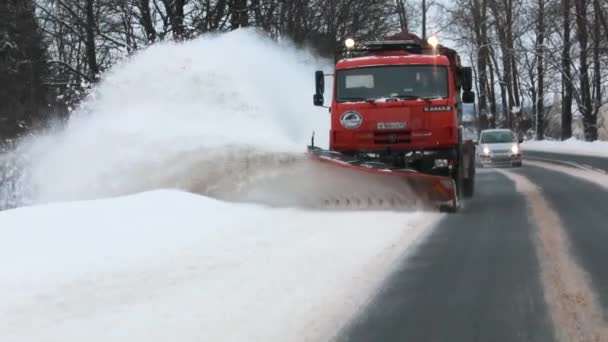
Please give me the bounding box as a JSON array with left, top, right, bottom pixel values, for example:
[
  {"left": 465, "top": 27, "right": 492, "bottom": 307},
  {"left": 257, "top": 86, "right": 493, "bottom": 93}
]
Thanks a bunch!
[
  {"left": 483, "top": 146, "right": 490, "bottom": 155},
  {"left": 511, "top": 144, "right": 519, "bottom": 154}
]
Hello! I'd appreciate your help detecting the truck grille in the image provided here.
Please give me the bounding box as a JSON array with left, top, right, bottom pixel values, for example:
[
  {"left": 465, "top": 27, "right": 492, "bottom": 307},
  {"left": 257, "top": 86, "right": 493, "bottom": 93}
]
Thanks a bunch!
[{"left": 373, "top": 131, "right": 412, "bottom": 144}]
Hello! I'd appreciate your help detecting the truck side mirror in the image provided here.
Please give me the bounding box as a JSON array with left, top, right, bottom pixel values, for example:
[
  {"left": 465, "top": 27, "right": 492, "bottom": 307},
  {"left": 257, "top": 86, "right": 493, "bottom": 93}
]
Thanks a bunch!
[
  {"left": 314, "top": 70, "right": 325, "bottom": 106},
  {"left": 461, "top": 67, "right": 473, "bottom": 92},
  {"left": 462, "top": 91, "right": 475, "bottom": 103}
]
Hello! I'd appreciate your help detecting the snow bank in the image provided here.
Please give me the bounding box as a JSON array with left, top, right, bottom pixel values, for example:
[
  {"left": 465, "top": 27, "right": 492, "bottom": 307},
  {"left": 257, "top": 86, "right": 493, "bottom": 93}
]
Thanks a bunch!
[
  {"left": 0, "top": 190, "right": 441, "bottom": 342},
  {"left": 522, "top": 138, "right": 608, "bottom": 158},
  {"left": 3, "top": 29, "right": 332, "bottom": 206}
]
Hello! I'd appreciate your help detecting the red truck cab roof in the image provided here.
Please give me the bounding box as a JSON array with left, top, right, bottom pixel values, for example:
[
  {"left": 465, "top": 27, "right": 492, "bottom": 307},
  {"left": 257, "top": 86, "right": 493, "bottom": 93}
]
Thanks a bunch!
[{"left": 336, "top": 54, "right": 451, "bottom": 70}]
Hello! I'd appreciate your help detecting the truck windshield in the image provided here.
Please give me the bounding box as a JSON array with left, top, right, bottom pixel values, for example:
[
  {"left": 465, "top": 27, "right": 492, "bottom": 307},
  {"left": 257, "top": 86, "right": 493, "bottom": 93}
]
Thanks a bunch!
[{"left": 336, "top": 65, "right": 448, "bottom": 102}]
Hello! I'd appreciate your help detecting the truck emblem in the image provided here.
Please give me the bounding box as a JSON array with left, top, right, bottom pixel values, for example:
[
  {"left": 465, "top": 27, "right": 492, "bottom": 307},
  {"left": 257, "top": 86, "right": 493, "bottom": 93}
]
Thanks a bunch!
[
  {"left": 388, "top": 134, "right": 397, "bottom": 143},
  {"left": 340, "top": 111, "right": 362, "bottom": 129}
]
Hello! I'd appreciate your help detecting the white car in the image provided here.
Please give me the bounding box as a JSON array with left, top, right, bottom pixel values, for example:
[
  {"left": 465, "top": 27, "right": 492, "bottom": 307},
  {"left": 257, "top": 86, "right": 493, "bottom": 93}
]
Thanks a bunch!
[{"left": 476, "top": 129, "right": 523, "bottom": 167}]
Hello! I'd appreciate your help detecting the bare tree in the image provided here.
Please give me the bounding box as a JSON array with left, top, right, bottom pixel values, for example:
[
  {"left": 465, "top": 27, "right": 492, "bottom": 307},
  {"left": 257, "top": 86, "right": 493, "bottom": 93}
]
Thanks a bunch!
[
  {"left": 536, "top": 0, "right": 546, "bottom": 139},
  {"left": 574, "top": 0, "right": 596, "bottom": 140},
  {"left": 230, "top": 0, "right": 249, "bottom": 29},
  {"left": 137, "top": 0, "right": 157, "bottom": 43},
  {"left": 591, "top": 0, "right": 603, "bottom": 122},
  {"left": 85, "top": 0, "right": 99, "bottom": 80},
  {"left": 561, "top": 0, "right": 573, "bottom": 139},
  {"left": 396, "top": 0, "right": 409, "bottom": 32}
]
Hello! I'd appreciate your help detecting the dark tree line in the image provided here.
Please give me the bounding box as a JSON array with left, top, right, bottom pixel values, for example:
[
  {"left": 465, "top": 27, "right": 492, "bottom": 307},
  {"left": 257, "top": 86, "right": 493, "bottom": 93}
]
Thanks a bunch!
[{"left": 0, "top": 0, "right": 49, "bottom": 141}]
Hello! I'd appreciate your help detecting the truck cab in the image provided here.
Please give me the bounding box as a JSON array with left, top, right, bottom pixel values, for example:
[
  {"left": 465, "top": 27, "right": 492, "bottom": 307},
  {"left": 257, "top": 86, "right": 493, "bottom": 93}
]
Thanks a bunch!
[{"left": 313, "top": 34, "right": 475, "bottom": 180}]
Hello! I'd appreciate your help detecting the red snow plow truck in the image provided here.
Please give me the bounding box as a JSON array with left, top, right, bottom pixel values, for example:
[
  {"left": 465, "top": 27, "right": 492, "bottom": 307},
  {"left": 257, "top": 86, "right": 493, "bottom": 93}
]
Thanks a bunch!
[{"left": 309, "top": 32, "right": 476, "bottom": 212}]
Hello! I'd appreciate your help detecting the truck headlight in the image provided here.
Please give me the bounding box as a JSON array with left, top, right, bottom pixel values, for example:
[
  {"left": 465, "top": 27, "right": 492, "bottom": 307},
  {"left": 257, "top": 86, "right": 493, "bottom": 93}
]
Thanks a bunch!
[
  {"left": 483, "top": 146, "right": 490, "bottom": 155},
  {"left": 344, "top": 38, "right": 355, "bottom": 49},
  {"left": 434, "top": 159, "right": 448, "bottom": 168}
]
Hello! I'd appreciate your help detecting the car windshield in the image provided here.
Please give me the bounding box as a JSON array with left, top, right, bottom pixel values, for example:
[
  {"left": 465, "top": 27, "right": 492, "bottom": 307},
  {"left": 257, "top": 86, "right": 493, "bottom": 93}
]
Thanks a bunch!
[
  {"left": 336, "top": 65, "right": 448, "bottom": 102},
  {"left": 480, "top": 131, "right": 515, "bottom": 143}
]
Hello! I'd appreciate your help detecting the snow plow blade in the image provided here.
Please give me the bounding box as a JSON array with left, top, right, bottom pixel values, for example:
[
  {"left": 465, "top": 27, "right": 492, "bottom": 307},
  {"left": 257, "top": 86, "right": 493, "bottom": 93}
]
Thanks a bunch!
[{"left": 307, "top": 147, "right": 458, "bottom": 211}]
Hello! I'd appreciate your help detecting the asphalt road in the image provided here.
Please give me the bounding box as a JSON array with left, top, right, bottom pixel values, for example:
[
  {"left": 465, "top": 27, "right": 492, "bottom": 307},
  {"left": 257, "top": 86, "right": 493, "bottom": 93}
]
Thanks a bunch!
[
  {"left": 523, "top": 150, "right": 608, "bottom": 173},
  {"left": 336, "top": 159, "right": 608, "bottom": 342}
]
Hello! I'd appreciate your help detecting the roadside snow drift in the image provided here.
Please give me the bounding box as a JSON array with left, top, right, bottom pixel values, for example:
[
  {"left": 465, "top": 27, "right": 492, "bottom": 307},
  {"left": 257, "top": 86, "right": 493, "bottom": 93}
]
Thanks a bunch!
[
  {"left": 0, "top": 190, "right": 440, "bottom": 342},
  {"left": 522, "top": 138, "right": 608, "bottom": 158}
]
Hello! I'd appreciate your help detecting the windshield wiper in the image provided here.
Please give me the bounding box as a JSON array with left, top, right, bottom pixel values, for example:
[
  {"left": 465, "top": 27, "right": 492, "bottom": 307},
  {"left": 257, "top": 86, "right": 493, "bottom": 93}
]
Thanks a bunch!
[
  {"left": 340, "top": 97, "right": 379, "bottom": 104},
  {"left": 390, "top": 94, "right": 422, "bottom": 100},
  {"left": 420, "top": 96, "right": 447, "bottom": 101},
  {"left": 340, "top": 97, "right": 378, "bottom": 103},
  {"left": 340, "top": 97, "right": 366, "bottom": 102}
]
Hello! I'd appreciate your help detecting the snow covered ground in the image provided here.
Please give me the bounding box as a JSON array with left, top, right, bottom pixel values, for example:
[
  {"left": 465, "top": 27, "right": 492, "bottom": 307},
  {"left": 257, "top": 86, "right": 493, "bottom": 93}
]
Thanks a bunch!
[
  {"left": 522, "top": 138, "right": 608, "bottom": 158},
  {"left": 0, "top": 190, "right": 440, "bottom": 342},
  {"left": 0, "top": 30, "right": 441, "bottom": 342}
]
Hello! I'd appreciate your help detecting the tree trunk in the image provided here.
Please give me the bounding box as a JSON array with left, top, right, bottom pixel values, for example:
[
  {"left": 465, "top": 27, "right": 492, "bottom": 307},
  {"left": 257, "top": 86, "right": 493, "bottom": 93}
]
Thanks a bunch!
[
  {"left": 593, "top": 0, "right": 608, "bottom": 36},
  {"left": 230, "top": 0, "right": 249, "bottom": 29},
  {"left": 174, "top": 0, "right": 185, "bottom": 38},
  {"left": 488, "top": 59, "right": 498, "bottom": 128},
  {"left": 505, "top": 0, "right": 519, "bottom": 109},
  {"left": 396, "top": 0, "right": 409, "bottom": 32},
  {"left": 210, "top": 0, "right": 228, "bottom": 30},
  {"left": 592, "top": 0, "right": 602, "bottom": 119},
  {"left": 138, "top": 0, "right": 157, "bottom": 42},
  {"left": 574, "top": 0, "right": 596, "bottom": 140},
  {"left": 162, "top": 0, "right": 185, "bottom": 39},
  {"left": 488, "top": 45, "right": 509, "bottom": 128},
  {"left": 422, "top": 0, "right": 427, "bottom": 38},
  {"left": 561, "top": 0, "right": 573, "bottom": 140},
  {"left": 85, "top": 0, "right": 99, "bottom": 81},
  {"left": 472, "top": 0, "right": 490, "bottom": 129},
  {"left": 536, "top": 0, "right": 545, "bottom": 140},
  {"left": 489, "top": 0, "right": 515, "bottom": 128}
]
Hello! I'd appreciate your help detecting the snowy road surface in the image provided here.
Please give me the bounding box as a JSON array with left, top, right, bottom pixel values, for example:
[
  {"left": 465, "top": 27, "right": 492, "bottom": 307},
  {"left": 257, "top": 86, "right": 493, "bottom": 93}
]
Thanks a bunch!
[
  {"left": 523, "top": 150, "right": 608, "bottom": 173},
  {"left": 337, "top": 158, "right": 608, "bottom": 342}
]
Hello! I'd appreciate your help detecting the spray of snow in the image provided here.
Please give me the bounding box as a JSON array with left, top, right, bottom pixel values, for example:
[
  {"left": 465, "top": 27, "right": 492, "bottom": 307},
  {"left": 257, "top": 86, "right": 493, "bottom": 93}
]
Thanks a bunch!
[{"left": 2, "top": 29, "right": 335, "bottom": 206}]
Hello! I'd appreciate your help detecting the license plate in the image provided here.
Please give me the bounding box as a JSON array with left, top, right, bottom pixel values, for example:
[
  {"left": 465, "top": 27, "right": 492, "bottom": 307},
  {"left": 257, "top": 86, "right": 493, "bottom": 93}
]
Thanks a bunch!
[{"left": 377, "top": 122, "right": 406, "bottom": 130}]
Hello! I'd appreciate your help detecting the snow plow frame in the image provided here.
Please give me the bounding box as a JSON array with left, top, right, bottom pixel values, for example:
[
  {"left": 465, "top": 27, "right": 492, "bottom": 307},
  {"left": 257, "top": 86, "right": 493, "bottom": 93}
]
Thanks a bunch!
[{"left": 306, "top": 145, "right": 462, "bottom": 211}]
